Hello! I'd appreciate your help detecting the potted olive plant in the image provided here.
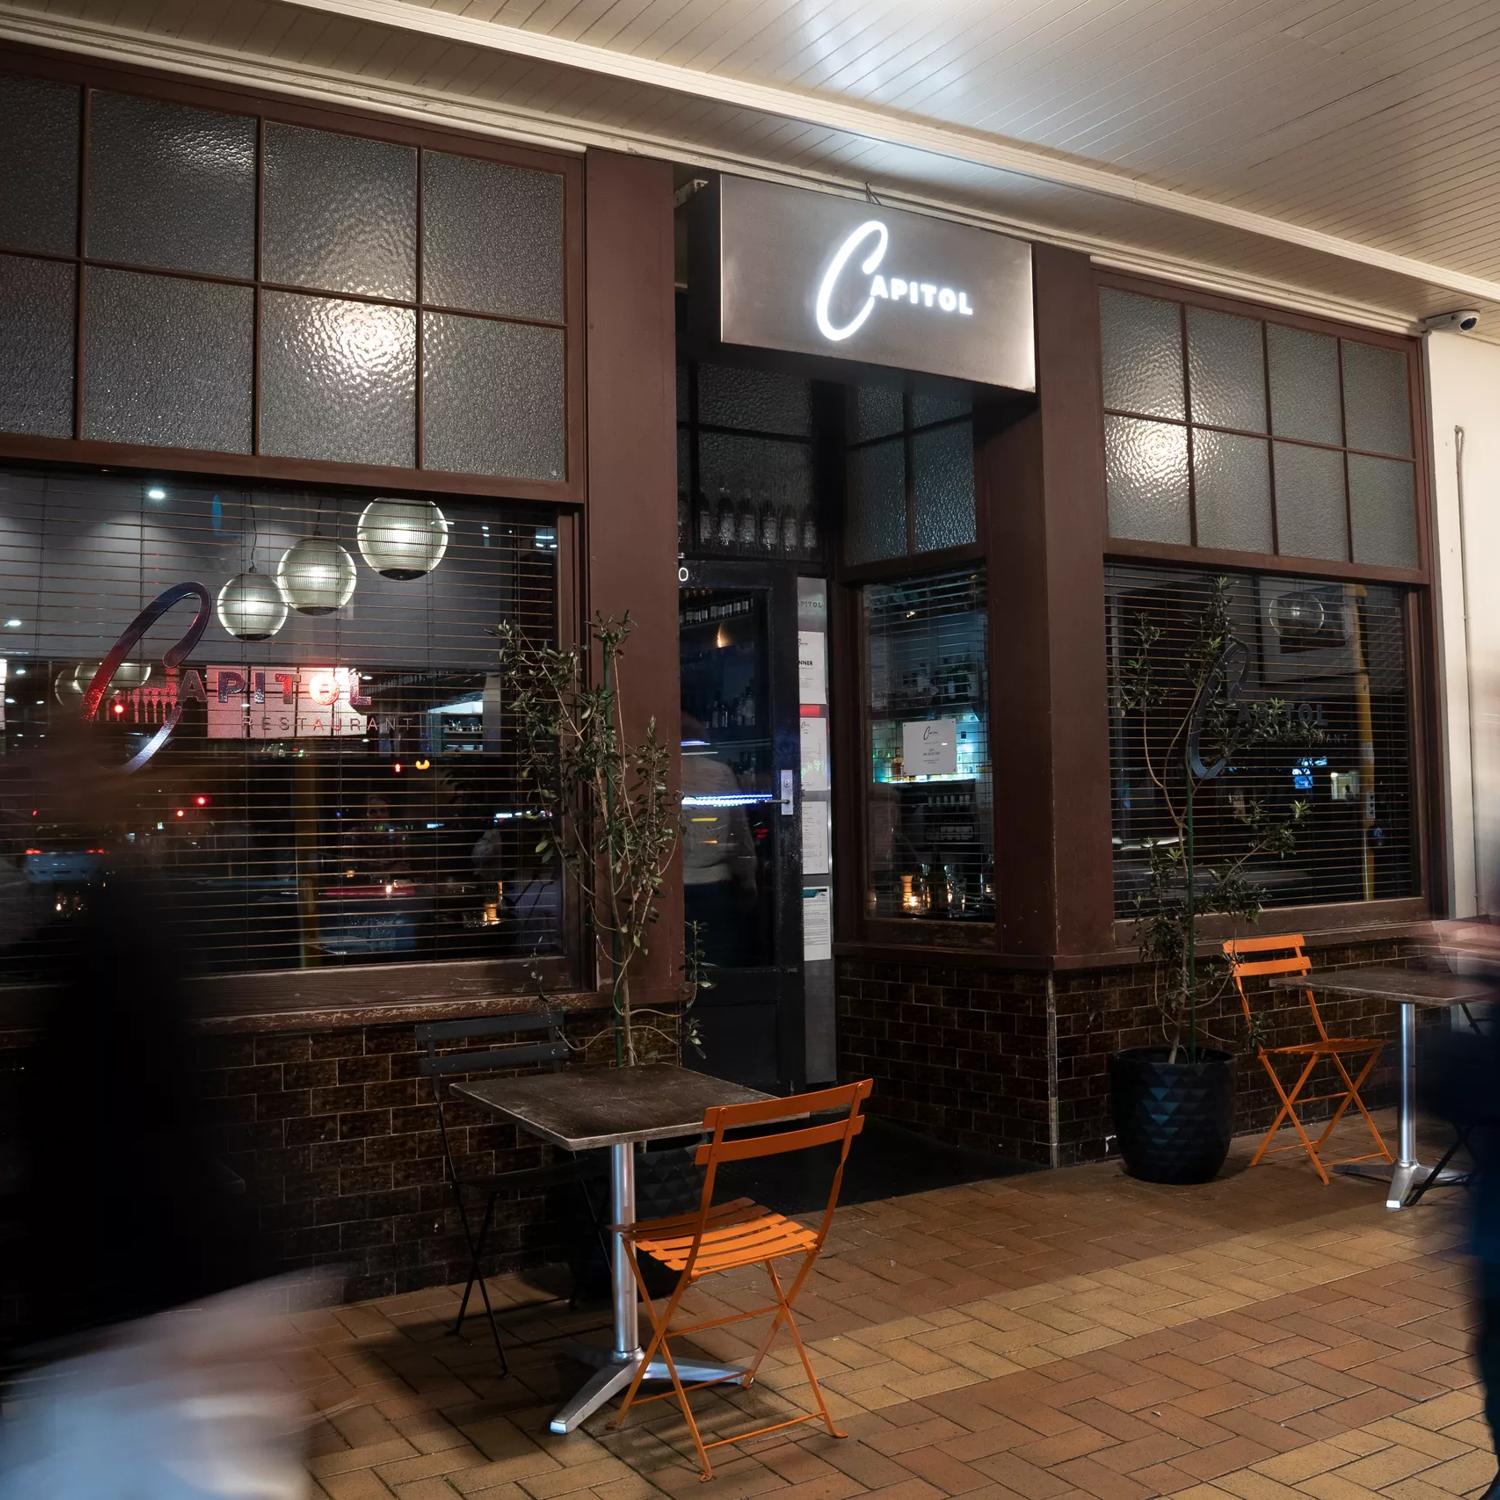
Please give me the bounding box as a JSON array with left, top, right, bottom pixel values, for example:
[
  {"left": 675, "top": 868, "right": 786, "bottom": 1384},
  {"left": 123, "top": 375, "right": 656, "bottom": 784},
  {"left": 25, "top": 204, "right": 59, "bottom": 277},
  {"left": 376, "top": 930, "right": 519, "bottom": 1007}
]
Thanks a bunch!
[
  {"left": 1110, "top": 578, "right": 1316, "bottom": 1184},
  {"left": 499, "top": 613, "right": 704, "bottom": 1295}
]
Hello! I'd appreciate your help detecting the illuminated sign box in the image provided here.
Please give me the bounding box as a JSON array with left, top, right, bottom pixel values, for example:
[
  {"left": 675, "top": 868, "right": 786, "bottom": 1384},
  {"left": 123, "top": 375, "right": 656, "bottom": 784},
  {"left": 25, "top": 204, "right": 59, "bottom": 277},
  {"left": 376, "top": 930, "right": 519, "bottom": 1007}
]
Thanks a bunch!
[{"left": 693, "top": 175, "right": 1035, "bottom": 391}]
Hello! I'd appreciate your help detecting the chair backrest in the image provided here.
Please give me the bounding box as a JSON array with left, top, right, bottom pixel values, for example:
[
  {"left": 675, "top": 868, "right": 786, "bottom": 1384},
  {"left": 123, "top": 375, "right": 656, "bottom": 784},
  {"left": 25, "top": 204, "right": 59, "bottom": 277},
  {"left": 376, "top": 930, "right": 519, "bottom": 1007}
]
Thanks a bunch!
[
  {"left": 415, "top": 1011, "right": 568, "bottom": 1115},
  {"left": 1222, "top": 934, "right": 1325, "bottom": 1042},
  {"left": 416, "top": 1012, "right": 569, "bottom": 1180},
  {"left": 681, "top": 1079, "right": 873, "bottom": 1275}
]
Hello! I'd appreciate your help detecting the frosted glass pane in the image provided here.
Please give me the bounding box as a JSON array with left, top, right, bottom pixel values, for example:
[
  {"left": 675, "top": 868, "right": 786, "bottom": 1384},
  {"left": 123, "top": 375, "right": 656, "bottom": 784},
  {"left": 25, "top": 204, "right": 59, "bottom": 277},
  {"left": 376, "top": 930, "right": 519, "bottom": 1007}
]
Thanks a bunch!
[
  {"left": 1342, "top": 340, "right": 1411, "bottom": 457},
  {"left": 1273, "top": 442, "right": 1348, "bottom": 560},
  {"left": 1349, "top": 454, "right": 1417, "bottom": 568},
  {"left": 423, "top": 313, "right": 564, "bottom": 480},
  {"left": 913, "top": 421, "right": 975, "bottom": 552},
  {"left": 697, "top": 362, "right": 811, "bottom": 435},
  {"left": 262, "top": 123, "right": 416, "bottom": 300},
  {"left": 1187, "top": 306, "right": 1265, "bottom": 431},
  {"left": 1193, "top": 429, "right": 1271, "bottom": 552},
  {"left": 82, "top": 268, "right": 250, "bottom": 451},
  {"left": 698, "top": 431, "right": 813, "bottom": 509},
  {"left": 422, "top": 151, "right": 564, "bottom": 322},
  {"left": 853, "top": 384, "right": 903, "bottom": 441},
  {"left": 1267, "top": 323, "right": 1341, "bottom": 445},
  {"left": 846, "top": 438, "right": 906, "bottom": 564},
  {"left": 0, "top": 254, "right": 73, "bottom": 437},
  {"left": 86, "top": 91, "right": 255, "bottom": 278},
  {"left": 0, "top": 73, "right": 78, "bottom": 255},
  {"left": 911, "top": 387, "right": 971, "bottom": 425},
  {"left": 259, "top": 291, "right": 415, "bottom": 466},
  {"left": 1099, "top": 288, "right": 1184, "bottom": 419},
  {"left": 1105, "top": 415, "right": 1189, "bottom": 543}
]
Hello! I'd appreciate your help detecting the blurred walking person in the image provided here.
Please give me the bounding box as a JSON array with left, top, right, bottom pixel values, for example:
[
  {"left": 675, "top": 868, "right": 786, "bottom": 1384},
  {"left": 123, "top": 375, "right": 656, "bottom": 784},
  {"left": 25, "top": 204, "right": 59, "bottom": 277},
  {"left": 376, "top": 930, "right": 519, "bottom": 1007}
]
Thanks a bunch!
[
  {"left": 0, "top": 721, "right": 320, "bottom": 1498},
  {"left": 1425, "top": 919, "right": 1500, "bottom": 1500}
]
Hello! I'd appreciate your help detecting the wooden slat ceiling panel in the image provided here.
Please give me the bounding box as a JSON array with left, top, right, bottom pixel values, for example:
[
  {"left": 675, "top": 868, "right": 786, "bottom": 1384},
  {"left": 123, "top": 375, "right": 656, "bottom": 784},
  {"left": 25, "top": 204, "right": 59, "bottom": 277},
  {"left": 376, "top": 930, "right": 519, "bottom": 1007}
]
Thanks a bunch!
[{"left": 11, "top": 0, "right": 1500, "bottom": 338}]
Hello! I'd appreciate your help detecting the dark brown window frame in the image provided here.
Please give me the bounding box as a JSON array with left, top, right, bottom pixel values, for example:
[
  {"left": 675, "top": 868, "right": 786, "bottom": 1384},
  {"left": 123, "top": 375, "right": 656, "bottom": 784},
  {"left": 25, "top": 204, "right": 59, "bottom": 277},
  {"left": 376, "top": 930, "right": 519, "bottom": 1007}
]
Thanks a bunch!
[
  {"left": 1097, "top": 270, "right": 1430, "bottom": 586},
  {"left": 0, "top": 41, "right": 586, "bottom": 507},
  {"left": 1095, "top": 269, "right": 1442, "bottom": 949}
]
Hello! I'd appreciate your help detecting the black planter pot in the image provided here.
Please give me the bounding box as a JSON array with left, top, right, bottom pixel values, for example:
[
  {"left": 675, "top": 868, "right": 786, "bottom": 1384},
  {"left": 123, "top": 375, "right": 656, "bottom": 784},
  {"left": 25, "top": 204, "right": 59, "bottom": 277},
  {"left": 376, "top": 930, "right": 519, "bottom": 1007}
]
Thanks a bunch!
[
  {"left": 567, "top": 1141, "right": 704, "bottom": 1303},
  {"left": 1108, "top": 1047, "right": 1236, "bottom": 1185}
]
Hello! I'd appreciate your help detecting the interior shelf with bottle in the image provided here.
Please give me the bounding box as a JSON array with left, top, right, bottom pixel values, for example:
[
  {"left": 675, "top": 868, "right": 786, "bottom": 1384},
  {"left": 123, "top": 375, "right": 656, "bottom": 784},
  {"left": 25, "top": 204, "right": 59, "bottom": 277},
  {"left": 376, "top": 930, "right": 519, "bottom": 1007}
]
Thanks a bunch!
[
  {"left": 676, "top": 357, "right": 827, "bottom": 565},
  {"left": 862, "top": 567, "right": 994, "bottom": 922}
]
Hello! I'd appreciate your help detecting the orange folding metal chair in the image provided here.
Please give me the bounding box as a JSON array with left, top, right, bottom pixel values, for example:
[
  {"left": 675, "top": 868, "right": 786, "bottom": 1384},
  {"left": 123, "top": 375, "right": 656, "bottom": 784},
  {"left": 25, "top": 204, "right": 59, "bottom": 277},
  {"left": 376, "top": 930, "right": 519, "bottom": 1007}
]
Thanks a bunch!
[
  {"left": 1224, "top": 934, "right": 1392, "bottom": 1183},
  {"left": 612, "top": 1079, "right": 872, "bottom": 1480}
]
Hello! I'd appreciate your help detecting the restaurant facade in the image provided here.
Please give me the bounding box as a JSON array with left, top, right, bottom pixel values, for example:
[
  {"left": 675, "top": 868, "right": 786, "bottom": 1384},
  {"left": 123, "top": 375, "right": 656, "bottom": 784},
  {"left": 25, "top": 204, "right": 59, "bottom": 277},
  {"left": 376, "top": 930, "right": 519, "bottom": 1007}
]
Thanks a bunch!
[{"left": 0, "top": 39, "right": 1451, "bottom": 1299}]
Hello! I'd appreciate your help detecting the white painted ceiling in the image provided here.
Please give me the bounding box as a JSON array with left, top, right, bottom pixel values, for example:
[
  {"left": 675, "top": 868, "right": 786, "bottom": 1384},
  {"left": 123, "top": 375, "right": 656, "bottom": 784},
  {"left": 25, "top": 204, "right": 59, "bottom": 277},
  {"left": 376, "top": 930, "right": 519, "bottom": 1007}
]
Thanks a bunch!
[{"left": 6, "top": 0, "right": 1500, "bottom": 338}]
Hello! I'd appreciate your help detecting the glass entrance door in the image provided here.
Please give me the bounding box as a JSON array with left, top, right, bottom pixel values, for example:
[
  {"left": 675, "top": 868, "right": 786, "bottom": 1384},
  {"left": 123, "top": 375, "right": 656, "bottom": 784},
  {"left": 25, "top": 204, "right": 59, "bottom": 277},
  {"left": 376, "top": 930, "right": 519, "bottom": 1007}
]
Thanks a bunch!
[{"left": 679, "top": 564, "right": 803, "bottom": 1090}]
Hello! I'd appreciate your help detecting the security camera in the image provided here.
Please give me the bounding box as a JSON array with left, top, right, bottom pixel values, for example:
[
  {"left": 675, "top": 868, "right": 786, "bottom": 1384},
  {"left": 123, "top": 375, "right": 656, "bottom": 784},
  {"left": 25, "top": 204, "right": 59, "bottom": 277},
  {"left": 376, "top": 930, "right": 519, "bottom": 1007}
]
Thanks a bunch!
[{"left": 1421, "top": 309, "right": 1482, "bottom": 333}]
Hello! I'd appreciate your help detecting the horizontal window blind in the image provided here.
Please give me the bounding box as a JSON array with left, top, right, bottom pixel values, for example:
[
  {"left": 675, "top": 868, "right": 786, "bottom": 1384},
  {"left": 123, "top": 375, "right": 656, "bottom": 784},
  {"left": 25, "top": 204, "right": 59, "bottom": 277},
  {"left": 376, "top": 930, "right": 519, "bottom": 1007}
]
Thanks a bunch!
[
  {"left": 1106, "top": 562, "right": 1417, "bottom": 917},
  {"left": 863, "top": 567, "right": 992, "bottom": 923},
  {"left": 0, "top": 465, "right": 560, "bottom": 980}
]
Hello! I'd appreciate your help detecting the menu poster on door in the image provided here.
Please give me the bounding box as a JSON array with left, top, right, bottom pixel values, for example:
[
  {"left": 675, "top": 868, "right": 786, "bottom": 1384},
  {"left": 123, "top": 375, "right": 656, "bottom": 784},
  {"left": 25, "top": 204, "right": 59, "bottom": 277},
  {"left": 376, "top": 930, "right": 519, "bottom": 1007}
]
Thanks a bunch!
[
  {"left": 801, "top": 805, "right": 830, "bottom": 876},
  {"left": 797, "top": 630, "right": 827, "bottom": 706},
  {"left": 802, "top": 887, "right": 832, "bottom": 961},
  {"left": 800, "top": 715, "right": 830, "bottom": 792},
  {"left": 902, "top": 717, "right": 958, "bottom": 776}
]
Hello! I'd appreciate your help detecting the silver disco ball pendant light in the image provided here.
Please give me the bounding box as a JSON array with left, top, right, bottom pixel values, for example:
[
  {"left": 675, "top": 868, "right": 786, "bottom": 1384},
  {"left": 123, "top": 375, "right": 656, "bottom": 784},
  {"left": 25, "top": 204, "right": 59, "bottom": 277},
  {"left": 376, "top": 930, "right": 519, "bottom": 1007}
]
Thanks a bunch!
[
  {"left": 357, "top": 498, "right": 450, "bottom": 580},
  {"left": 218, "top": 565, "right": 288, "bottom": 641},
  {"left": 278, "top": 535, "right": 356, "bottom": 616}
]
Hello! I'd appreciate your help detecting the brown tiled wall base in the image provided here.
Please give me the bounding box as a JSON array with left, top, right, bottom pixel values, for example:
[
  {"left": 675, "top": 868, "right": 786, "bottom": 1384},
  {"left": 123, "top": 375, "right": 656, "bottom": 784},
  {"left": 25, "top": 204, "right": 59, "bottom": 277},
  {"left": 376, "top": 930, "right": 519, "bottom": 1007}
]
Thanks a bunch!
[
  {"left": 838, "top": 937, "right": 1416, "bottom": 1167},
  {"left": 0, "top": 1020, "right": 592, "bottom": 1314},
  {"left": 189, "top": 1022, "right": 590, "bottom": 1305}
]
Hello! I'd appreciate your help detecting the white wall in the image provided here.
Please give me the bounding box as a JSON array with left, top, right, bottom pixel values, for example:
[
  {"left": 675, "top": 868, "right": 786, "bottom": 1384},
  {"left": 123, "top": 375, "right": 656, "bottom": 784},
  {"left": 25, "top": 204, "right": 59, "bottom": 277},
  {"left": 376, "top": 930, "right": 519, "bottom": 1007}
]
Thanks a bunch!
[{"left": 1426, "top": 330, "right": 1500, "bottom": 917}]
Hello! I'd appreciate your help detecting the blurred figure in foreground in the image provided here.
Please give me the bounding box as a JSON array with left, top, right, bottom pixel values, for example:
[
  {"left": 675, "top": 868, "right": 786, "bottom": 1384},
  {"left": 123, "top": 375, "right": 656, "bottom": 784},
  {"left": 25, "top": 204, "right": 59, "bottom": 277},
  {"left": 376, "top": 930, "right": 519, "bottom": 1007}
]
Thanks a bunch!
[
  {"left": 0, "top": 721, "right": 318, "bottom": 1497},
  {"left": 1424, "top": 919, "right": 1500, "bottom": 1500}
]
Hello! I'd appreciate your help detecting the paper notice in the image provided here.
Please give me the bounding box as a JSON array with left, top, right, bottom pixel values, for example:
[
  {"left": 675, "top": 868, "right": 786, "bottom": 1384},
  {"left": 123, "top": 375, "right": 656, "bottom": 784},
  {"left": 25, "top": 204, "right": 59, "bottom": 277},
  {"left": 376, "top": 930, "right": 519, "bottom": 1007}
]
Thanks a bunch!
[
  {"left": 801, "top": 806, "right": 830, "bottom": 876},
  {"left": 802, "top": 888, "right": 832, "bottom": 961},
  {"left": 800, "top": 715, "right": 830, "bottom": 792},
  {"left": 901, "top": 717, "right": 958, "bottom": 777},
  {"left": 797, "top": 630, "right": 827, "bottom": 706}
]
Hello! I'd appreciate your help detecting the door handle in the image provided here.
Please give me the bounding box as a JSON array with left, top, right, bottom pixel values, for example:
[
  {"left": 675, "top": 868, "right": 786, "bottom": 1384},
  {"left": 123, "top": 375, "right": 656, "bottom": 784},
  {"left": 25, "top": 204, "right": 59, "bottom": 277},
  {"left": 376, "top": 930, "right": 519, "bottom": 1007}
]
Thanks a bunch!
[{"left": 780, "top": 769, "right": 795, "bottom": 816}]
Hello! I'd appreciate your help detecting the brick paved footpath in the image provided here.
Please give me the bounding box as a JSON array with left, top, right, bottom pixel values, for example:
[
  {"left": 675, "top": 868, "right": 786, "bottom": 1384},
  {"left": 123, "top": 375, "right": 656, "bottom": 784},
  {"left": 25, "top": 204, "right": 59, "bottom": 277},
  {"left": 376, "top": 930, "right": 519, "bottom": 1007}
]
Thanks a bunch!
[{"left": 288, "top": 1113, "right": 1493, "bottom": 1500}]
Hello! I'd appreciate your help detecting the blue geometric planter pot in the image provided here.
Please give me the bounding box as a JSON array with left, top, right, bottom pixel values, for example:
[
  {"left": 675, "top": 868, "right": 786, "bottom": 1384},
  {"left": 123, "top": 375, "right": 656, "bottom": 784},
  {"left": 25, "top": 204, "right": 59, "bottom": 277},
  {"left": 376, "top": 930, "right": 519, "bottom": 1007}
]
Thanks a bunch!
[{"left": 1109, "top": 1047, "right": 1236, "bottom": 1185}]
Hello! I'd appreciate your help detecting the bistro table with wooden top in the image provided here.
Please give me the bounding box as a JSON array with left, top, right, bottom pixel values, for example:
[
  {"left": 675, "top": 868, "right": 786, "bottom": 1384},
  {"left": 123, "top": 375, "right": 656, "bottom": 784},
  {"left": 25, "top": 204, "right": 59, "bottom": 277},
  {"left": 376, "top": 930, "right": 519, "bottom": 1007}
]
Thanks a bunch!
[
  {"left": 1270, "top": 965, "right": 1492, "bottom": 1210},
  {"left": 452, "top": 1062, "right": 770, "bottom": 1434}
]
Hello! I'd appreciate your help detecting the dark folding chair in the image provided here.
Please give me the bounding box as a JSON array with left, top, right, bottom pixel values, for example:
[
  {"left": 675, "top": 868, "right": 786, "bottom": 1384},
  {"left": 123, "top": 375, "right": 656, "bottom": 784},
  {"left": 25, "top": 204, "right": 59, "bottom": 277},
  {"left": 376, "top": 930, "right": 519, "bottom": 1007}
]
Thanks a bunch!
[{"left": 416, "top": 1011, "right": 598, "bottom": 1376}]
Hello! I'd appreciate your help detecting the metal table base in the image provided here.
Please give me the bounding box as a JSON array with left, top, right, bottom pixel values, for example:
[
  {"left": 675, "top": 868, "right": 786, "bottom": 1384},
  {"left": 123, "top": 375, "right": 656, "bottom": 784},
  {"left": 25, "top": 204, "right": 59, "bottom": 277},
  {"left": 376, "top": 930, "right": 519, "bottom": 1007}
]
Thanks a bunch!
[
  {"left": 1332, "top": 999, "right": 1470, "bottom": 1210},
  {"left": 548, "top": 1142, "right": 746, "bottom": 1434}
]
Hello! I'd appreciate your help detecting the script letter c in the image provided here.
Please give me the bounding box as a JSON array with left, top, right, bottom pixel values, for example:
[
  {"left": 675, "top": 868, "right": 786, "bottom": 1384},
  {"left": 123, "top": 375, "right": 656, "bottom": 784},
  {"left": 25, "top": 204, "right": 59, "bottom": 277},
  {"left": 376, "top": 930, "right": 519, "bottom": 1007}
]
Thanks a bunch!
[{"left": 814, "top": 220, "right": 889, "bottom": 343}]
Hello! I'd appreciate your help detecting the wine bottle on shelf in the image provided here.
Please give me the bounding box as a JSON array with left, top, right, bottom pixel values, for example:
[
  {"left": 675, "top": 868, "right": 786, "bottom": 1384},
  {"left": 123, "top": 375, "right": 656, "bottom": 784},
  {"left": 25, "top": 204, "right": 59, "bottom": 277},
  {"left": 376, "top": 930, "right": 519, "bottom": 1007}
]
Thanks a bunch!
[
  {"left": 780, "top": 498, "right": 800, "bottom": 557},
  {"left": 715, "top": 485, "right": 737, "bottom": 553},
  {"left": 736, "top": 487, "right": 758, "bottom": 553},
  {"left": 800, "top": 499, "right": 819, "bottom": 558},
  {"left": 759, "top": 485, "right": 780, "bottom": 554}
]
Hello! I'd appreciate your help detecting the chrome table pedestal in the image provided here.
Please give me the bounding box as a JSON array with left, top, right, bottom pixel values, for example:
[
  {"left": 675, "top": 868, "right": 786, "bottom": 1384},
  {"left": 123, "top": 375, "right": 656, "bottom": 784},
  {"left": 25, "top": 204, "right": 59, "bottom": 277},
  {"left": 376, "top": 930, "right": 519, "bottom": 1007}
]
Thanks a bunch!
[{"left": 547, "top": 1142, "right": 746, "bottom": 1435}]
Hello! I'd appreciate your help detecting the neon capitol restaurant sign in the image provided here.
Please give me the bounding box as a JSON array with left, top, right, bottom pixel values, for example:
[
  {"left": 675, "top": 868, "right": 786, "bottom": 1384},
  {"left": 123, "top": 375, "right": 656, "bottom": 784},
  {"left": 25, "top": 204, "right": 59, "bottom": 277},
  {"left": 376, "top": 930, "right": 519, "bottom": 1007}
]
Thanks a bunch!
[
  {"left": 814, "top": 220, "right": 975, "bottom": 343},
  {"left": 704, "top": 175, "right": 1035, "bottom": 391}
]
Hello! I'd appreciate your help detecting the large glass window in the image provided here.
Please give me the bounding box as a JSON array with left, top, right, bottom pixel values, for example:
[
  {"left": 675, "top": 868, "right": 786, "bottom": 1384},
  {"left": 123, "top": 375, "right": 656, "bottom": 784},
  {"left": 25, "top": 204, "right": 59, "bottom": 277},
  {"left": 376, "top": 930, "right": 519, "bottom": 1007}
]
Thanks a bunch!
[
  {"left": 1106, "top": 562, "right": 1417, "bottom": 915},
  {"left": 0, "top": 68, "right": 573, "bottom": 486},
  {"left": 862, "top": 567, "right": 992, "bottom": 924},
  {"left": 844, "top": 385, "right": 975, "bottom": 566},
  {"left": 1100, "top": 288, "right": 1418, "bottom": 569},
  {"left": 0, "top": 465, "right": 560, "bottom": 979}
]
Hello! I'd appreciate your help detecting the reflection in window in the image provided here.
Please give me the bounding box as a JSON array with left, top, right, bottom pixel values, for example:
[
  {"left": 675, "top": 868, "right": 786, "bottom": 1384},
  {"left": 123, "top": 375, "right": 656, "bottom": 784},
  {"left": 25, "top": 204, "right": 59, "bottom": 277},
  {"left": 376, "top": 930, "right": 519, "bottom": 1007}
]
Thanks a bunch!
[
  {"left": 0, "top": 466, "right": 560, "bottom": 979},
  {"left": 862, "top": 568, "right": 992, "bottom": 923},
  {"left": 1106, "top": 563, "right": 1416, "bottom": 914}
]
